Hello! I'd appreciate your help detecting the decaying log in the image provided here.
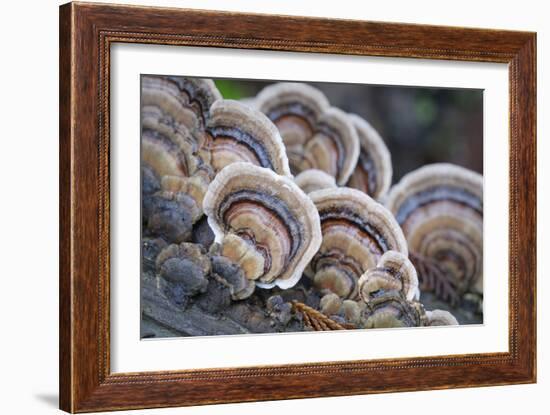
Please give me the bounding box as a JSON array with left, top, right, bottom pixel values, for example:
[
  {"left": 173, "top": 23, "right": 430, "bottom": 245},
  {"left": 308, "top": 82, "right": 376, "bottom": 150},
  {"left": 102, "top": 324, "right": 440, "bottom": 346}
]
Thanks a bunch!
[{"left": 141, "top": 275, "right": 251, "bottom": 337}]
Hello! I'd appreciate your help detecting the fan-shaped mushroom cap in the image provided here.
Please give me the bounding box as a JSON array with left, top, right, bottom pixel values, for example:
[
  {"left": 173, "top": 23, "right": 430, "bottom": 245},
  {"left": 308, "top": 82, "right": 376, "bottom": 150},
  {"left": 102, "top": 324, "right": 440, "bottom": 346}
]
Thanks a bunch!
[
  {"left": 254, "top": 82, "right": 330, "bottom": 121},
  {"left": 346, "top": 114, "right": 392, "bottom": 199},
  {"left": 363, "top": 294, "right": 426, "bottom": 328},
  {"left": 294, "top": 169, "right": 337, "bottom": 194},
  {"left": 142, "top": 105, "right": 213, "bottom": 176},
  {"left": 358, "top": 251, "right": 420, "bottom": 303},
  {"left": 307, "top": 187, "right": 408, "bottom": 299},
  {"left": 141, "top": 75, "right": 221, "bottom": 132},
  {"left": 205, "top": 100, "right": 291, "bottom": 176},
  {"left": 141, "top": 127, "right": 195, "bottom": 180},
  {"left": 203, "top": 162, "right": 322, "bottom": 289},
  {"left": 385, "top": 164, "right": 483, "bottom": 294},
  {"left": 254, "top": 83, "right": 359, "bottom": 185},
  {"left": 425, "top": 309, "right": 459, "bottom": 326}
]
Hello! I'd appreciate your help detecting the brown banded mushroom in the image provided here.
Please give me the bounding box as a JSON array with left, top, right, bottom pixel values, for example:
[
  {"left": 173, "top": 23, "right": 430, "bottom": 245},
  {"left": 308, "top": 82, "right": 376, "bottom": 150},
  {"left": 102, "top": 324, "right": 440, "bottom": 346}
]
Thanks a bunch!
[
  {"left": 142, "top": 127, "right": 212, "bottom": 226},
  {"left": 254, "top": 83, "right": 359, "bottom": 185},
  {"left": 358, "top": 250, "right": 420, "bottom": 303},
  {"left": 141, "top": 77, "right": 221, "bottom": 225},
  {"left": 346, "top": 114, "right": 392, "bottom": 200},
  {"left": 146, "top": 99, "right": 293, "bottom": 223},
  {"left": 205, "top": 100, "right": 291, "bottom": 176},
  {"left": 357, "top": 252, "right": 432, "bottom": 329},
  {"left": 203, "top": 162, "right": 322, "bottom": 289},
  {"left": 141, "top": 125, "right": 200, "bottom": 181},
  {"left": 385, "top": 163, "right": 483, "bottom": 295},
  {"left": 363, "top": 293, "right": 427, "bottom": 328},
  {"left": 142, "top": 104, "right": 210, "bottom": 157},
  {"left": 141, "top": 113, "right": 209, "bottom": 236},
  {"left": 306, "top": 187, "right": 408, "bottom": 299},
  {"left": 141, "top": 75, "right": 221, "bottom": 132},
  {"left": 294, "top": 169, "right": 337, "bottom": 194},
  {"left": 142, "top": 105, "right": 213, "bottom": 179}
]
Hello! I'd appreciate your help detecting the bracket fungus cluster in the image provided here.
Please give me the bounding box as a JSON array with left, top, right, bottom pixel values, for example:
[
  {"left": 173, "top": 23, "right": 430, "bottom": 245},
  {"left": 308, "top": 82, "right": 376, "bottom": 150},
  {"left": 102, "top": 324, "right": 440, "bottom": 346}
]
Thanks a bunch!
[
  {"left": 141, "top": 76, "right": 293, "bottom": 241},
  {"left": 306, "top": 187, "right": 408, "bottom": 299},
  {"left": 385, "top": 164, "right": 483, "bottom": 304},
  {"left": 358, "top": 251, "right": 420, "bottom": 303},
  {"left": 309, "top": 251, "right": 455, "bottom": 329},
  {"left": 141, "top": 76, "right": 221, "bottom": 240},
  {"left": 355, "top": 251, "right": 455, "bottom": 328},
  {"left": 252, "top": 83, "right": 393, "bottom": 200},
  {"left": 357, "top": 251, "right": 425, "bottom": 328},
  {"left": 253, "top": 83, "right": 360, "bottom": 186},
  {"left": 141, "top": 76, "right": 482, "bottom": 339}
]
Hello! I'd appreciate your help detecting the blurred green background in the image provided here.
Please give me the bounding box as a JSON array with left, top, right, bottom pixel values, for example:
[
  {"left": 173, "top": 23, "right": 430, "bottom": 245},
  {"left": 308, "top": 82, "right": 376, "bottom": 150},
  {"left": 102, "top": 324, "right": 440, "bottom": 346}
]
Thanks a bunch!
[{"left": 214, "top": 79, "right": 483, "bottom": 182}]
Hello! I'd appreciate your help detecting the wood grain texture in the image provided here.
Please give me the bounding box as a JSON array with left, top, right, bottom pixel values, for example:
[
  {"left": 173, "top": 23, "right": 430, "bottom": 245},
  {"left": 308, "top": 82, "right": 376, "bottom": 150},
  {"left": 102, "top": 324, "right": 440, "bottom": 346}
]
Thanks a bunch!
[
  {"left": 59, "top": 2, "right": 536, "bottom": 413},
  {"left": 59, "top": 3, "right": 73, "bottom": 411}
]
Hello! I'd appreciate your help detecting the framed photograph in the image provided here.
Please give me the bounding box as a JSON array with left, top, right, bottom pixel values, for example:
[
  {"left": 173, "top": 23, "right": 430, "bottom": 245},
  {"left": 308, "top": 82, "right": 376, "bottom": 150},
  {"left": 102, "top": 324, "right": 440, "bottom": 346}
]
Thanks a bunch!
[{"left": 59, "top": 2, "right": 536, "bottom": 412}]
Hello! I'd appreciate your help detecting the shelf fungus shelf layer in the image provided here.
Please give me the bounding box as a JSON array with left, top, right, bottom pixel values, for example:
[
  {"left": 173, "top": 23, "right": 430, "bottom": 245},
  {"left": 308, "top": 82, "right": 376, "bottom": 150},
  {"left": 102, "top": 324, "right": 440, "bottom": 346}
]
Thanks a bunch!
[
  {"left": 294, "top": 169, "right": 337, "bottom": 194},
  {"left": 141, "top": 76, "right": 223, "bottom": 225},
  {"left": 357, "top": 251, "right": 426, "bottom": 328},
  {"left": 205, "top": 100, "right": 291, "bottom": 176},
  {"left": 306, "top": 187, "right": 408, "bottom": 299},
  {"left": 385, "top": 163, "right": 483, "bottom": 295},
  {"left": 141, "top": 75, "right": 222, "bottom": 132},
  {"left": 346, "top": 114, "right": 392, "bottom": 200},
  {"left": 358, "top": 250, "right": 420, "bottom": 303},
  {"left": 254, "top": 83, "right": 359, "bottom": 185},
  {"left": 203, "top": 162, "right": 322, "bottom": 289}
]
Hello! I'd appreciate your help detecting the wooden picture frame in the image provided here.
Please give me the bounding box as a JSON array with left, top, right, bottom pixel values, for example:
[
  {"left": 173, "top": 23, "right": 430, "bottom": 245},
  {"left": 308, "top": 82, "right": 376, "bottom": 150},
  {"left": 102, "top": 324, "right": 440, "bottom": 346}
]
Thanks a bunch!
[{"left": 59, "top": 2, "right": 536, "bottom": 412}]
